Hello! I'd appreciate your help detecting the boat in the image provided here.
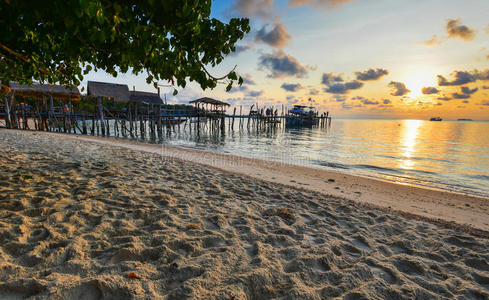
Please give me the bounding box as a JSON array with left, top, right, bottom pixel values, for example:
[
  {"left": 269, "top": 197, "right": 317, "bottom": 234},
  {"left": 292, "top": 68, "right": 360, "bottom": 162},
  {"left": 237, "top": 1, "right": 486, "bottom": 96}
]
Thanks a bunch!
[
  {"left": 286, "top": 105, "right": 319, "bottom": 127},
  {"left": 429, "top": 117, "right": 442, "bottom": 121},
  {"left": 457, "top": 118, "right": 473, "bottom": 121}
]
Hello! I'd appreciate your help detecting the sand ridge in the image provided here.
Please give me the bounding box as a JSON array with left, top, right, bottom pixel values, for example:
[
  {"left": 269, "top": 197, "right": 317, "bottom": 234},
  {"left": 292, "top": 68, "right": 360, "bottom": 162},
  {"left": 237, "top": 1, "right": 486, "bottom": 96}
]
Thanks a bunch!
[{"left": 0, "top": 129, "right": 488, "bottom": 299}]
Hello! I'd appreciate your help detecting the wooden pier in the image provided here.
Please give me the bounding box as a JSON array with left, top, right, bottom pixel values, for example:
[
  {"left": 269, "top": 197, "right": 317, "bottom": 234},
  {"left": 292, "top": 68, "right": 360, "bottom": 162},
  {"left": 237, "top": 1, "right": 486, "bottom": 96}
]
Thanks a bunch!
[{"left": 0, "top": 82, "right": 332, "bottom": 141}]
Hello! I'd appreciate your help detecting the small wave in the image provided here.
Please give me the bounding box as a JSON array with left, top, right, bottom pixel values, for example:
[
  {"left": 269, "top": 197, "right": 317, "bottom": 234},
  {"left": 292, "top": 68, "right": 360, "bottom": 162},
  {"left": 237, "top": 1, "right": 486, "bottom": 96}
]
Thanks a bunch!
[
  {"left": 315, "top": 161, "right": 351, "bottom": 169},
  {"left": 354, "top": 164, "right": 402, "bottom": 174},
  {"left": 409, "top": 169, "right": 437, "bottom": 175},
  {"left": 464, "top": 174, "right": 489, "bottom": 181}
]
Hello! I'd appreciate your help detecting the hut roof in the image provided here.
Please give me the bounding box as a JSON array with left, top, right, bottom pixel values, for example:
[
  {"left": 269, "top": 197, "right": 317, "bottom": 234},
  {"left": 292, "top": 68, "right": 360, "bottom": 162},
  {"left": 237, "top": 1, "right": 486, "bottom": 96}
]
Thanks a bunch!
[
  {"left": 189, "top": 97, "right": 230, "bottom": 107},
  {"left": 8, "top": 82, "right": 81, "bottom": 100},
  {"left": 130, "top": 91, "right": 162, "bottom": 105},
  {"left": 87, "top": 81, "right": 130, "bottom": 102}
]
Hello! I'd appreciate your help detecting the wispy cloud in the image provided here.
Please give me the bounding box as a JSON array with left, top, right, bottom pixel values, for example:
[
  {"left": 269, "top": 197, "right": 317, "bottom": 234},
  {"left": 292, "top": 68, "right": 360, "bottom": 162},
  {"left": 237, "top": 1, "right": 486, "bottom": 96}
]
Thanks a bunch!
[
  {"left": 424, "top": 18, "right": 477, "bottom": 46},
  {"left": 288, "top": 0, "right": 354, "bottom": 9}
]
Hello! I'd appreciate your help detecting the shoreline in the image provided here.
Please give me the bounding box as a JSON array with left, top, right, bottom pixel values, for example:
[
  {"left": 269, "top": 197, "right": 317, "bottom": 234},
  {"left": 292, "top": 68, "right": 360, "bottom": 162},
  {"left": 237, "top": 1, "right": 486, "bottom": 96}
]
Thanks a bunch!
[{"left": 19, "top": 129, "right": 489, "bottom": 233}]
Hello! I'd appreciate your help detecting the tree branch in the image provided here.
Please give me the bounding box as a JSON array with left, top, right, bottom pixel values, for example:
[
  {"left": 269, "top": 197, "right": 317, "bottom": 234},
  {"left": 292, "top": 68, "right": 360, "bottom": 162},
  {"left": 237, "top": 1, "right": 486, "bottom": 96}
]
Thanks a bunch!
[{"left": 199, "top": 61, "right": 236, "bottom": 81}]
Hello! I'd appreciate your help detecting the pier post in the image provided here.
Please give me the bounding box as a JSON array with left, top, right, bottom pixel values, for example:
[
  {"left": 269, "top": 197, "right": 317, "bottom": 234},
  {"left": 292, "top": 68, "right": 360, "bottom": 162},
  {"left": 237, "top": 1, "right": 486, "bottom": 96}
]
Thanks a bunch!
[{"left": 97, "top": 97, "right": 105, "bottom": 136}]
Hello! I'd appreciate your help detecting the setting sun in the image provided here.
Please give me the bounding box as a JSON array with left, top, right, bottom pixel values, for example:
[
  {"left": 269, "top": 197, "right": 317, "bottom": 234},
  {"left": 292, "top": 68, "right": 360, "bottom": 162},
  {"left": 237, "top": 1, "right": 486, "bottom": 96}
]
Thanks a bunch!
[{"left": 403, "top": 71, "right": 438, "bottom": 99}]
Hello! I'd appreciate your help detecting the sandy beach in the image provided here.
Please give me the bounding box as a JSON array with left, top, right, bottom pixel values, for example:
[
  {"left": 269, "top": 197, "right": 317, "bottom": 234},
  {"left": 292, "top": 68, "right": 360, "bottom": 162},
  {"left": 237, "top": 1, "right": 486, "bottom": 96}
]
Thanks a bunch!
[{"left": 0, "top": 129, "right": 488, "bottom": 299}]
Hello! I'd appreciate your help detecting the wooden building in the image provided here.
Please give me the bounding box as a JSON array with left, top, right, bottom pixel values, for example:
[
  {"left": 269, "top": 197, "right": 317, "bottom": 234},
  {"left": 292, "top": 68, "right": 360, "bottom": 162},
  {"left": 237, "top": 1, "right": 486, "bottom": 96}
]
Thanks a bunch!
[
  {"left": 9, "top": 82, "right": 81, "bottom": 100},
  {"left": 189, "top": 97, "right": 230, "bottom": 115},
  {"left": 87, "top": 81, "right": 130, "bottom": 102}
]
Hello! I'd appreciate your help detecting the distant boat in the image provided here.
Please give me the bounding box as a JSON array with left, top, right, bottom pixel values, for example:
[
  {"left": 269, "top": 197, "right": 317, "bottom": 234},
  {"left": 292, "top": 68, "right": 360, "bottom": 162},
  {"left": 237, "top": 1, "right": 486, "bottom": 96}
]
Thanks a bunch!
[
  {"left": 430, "top": 117, "right": 442, "bottom": 121},
  {"left": 457, "top": 118, "right": 473, "bottom": 121}
]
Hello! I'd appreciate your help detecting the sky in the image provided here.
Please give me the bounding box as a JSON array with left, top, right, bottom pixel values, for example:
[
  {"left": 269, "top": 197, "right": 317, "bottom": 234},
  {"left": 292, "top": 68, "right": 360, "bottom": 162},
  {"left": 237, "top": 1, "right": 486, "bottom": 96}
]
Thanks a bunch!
[{"left": 81, "top": 0, "right": 489, "bottom": 120}]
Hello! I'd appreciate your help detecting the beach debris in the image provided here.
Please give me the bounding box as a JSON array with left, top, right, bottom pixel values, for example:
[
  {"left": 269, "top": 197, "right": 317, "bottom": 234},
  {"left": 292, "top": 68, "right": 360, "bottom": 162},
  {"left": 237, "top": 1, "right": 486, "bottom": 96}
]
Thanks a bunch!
[{"left": 127, "top": 272, "right": 140, "bottom": 279}]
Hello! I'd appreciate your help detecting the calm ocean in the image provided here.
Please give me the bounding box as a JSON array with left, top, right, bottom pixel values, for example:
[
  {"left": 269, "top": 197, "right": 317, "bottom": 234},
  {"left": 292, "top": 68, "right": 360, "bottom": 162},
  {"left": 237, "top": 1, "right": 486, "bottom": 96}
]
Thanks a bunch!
[{"left": 151, "top": 119, "right": 489, "bottom": 197}]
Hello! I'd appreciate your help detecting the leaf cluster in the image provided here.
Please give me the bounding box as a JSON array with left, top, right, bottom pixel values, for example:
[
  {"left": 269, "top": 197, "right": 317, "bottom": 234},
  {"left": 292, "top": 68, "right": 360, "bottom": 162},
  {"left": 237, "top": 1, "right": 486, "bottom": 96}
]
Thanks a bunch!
[{"left": 0, "top": 1, "right": 250, "bottom": 93}]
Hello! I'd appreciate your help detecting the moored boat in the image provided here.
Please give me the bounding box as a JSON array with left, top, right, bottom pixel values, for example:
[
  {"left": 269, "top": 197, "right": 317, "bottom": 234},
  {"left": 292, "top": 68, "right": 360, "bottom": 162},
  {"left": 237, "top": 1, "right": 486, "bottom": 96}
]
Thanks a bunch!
[
  {"left": 430, "top": 117, "right": 442, "bottom": 121},
  {"left": 286, "top": 105, "right": 319, "bottom": 127}
]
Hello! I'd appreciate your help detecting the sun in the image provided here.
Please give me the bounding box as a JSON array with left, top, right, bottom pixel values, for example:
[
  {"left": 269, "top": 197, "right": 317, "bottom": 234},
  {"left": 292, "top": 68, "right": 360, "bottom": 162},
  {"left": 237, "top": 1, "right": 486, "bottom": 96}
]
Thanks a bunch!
[{"left": 403, "top": 72, "right": 437, "bottom": 99}]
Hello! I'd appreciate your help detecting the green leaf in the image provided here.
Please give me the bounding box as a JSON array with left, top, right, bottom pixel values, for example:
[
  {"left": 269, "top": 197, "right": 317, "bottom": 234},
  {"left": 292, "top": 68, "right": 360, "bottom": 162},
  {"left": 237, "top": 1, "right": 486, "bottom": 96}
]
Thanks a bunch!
[{"left": 173, "top": 89, "right": 178, "bottom": 96}]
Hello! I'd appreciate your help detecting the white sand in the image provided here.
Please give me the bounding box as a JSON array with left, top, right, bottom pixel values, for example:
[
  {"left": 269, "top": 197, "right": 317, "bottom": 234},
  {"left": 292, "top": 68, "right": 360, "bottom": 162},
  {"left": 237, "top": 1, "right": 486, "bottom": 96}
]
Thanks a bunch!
[{"left": 0, "top": 129, "right": 488, "bottom": 299}]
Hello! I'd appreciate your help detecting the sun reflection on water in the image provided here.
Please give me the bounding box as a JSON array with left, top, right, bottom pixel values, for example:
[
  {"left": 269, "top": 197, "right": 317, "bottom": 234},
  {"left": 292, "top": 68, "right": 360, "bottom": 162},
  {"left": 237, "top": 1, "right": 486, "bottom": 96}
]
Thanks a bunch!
[{"left": 400, "top": 120, "right": 422, "bottom": 170}]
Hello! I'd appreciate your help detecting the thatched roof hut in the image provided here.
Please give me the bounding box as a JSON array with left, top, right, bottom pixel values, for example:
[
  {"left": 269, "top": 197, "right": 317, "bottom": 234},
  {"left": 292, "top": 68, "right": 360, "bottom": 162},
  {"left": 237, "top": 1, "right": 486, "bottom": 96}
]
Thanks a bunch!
[
  {"left": 130, "top": 91, "right": 162, "bottom": 105},
  {"left": 189, "top": 97, "right": 230, "bottom": 107},
  {"left": 87, "top": 81, "right": 130, "bottom": 102},
  {"left": 8, "top": 82, "right": 81, "bottom": 100}
]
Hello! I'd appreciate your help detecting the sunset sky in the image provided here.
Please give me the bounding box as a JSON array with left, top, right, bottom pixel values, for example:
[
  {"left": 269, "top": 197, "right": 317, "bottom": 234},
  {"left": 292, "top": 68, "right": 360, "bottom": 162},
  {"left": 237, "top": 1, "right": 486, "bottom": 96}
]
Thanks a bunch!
[{"left": 82, "top": 0, "right": 489, "bottom": 120}]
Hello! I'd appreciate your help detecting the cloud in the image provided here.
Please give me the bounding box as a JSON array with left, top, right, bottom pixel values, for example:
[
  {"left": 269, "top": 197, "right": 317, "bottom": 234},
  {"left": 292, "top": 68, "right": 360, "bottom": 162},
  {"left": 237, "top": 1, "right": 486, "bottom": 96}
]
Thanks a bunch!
[
  {"left": 461, "top": 86, "right": 478, "bottom": 94},
  {"left": 388, "top": 81, "right": 410, "bottom": 96},
  {"left": 229, "top": 85, "right": 249, "bottom": 93},
  {"left": 324, "top": 81, "right": 363, "bottom": 94},
  {"left": 321, "top": 72, "right": 362, "bottom": 94},
  {"left": 481, "top": 100, "right": 489, "bottom": 106},
  {"left": 422, "top": 87, "right": 439, "bottom": 94},
  {"left": 462, "top": 100, "right": 469, "bottom": 104},
  {"left": 437, "top": 96, "right": 452, "bottom": 101},
  {"left": 452, "top": 92, "right": 470, "bottom": 99},
  {"left": 362, "top": 99, "right": 379, "bottom": 105},
  {"left": 355, "top": 68, "right": 389, "bottom": 81},
  {"left": 341, "top": 101, "right": 363, "bottom": 109},
  {"left": 228, "top": 74, "right": 255, "bottom": 93},
  {"left": 233, "top": 0, "right": 274, "bottom": 19},
  {"left": 351, "top": 96, "right": 379, "bottom": 105},
  {"left": 424, "top": 35, "right": 442, "bottom": 46},
  {"left": 258, "top": 51, "right": 310, "bottom": 78},
  {"left": 383, "top": 99, "right": 391, "bottom": 104},
  {"left": 256, "top": 23, "right": 291, "bottom": 49},
  {"left": 241, "top": 74, "right": 255, "bottom": 85},
  {"left": 437, "top": 70, "right": 489, "bottom": 86},
  {"left": 229, "top": 44, "right": 253, "bottom": 56},
  {"left": 288, "top": 0, "right": 353, "bottom": 9},
  {"left": 451, "top": 86, "right": 478, "bottom": 99},
  {"left": 482, "top": 85, "right": 489, "bottom": 90},
  {"left": 332, "top": 95, "right": 346, "bottom": 102},
  {"left": 287, "top": 97, "right": 299, "bottom": 104},
  {"left": 246, "top": 90, "right": 264, "bottom": 97},
  {"left": 280, "top": 83, "right": 303, "bottom": 92},
  {"left": 321, "top": 73, "right": 344, "bottom": 85},
  {"left": 309, "top": 88, "right": 319, "bottom": 95},
  {"left": 446, "top": 19, "right": 476, "bottom": 41}
]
